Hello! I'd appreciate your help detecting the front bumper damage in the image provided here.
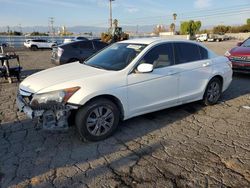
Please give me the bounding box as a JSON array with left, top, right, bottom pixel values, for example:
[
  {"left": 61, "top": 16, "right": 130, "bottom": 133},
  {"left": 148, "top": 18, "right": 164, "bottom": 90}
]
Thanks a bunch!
[{"left": 16, "top": 94, "right": 77, "bottom": 131}]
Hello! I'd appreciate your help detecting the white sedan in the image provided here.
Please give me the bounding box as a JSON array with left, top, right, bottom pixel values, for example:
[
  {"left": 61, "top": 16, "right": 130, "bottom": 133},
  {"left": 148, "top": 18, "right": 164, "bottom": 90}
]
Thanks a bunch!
[{"left": 17, "top": 38, "right": 232, "bottom": 141}]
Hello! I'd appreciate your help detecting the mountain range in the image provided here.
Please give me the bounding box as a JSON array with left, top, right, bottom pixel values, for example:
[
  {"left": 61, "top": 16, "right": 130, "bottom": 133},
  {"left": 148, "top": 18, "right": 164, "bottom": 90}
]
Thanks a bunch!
[{"left": 0, "top": 25, "right": 215, "bottom": 35}]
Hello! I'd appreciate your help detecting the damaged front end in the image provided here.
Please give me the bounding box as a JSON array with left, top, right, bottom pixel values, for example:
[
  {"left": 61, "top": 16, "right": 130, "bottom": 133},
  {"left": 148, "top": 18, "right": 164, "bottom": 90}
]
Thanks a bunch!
[{"left": 16, "top": 87, "right": 80, "bottom": 131}]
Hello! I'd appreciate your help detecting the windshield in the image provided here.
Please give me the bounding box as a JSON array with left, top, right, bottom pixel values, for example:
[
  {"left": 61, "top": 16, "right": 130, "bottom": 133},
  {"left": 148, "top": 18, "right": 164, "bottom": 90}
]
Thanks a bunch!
[
  {"left": 85, "top": 43, "right": 147, "bottom": 71},
  {"left": 242, "top": 38, "right": 250, "bottom": 47}
]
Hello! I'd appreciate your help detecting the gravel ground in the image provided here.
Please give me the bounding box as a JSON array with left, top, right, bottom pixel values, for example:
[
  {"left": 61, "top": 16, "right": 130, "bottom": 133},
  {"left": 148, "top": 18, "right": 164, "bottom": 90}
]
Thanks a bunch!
[{"left": 0, "top": 41, "right": 250, "bottom": 188}]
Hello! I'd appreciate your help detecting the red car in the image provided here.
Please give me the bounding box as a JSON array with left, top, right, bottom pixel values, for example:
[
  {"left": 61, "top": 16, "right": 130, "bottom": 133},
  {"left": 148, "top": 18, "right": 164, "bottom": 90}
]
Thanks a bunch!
[{"left": 225, "top": 37, "right": 250, "bottom": 73}]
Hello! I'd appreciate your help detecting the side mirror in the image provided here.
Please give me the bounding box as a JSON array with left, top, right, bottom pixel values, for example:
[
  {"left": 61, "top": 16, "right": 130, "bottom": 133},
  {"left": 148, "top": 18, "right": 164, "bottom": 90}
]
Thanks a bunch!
[
  {"left": 237, "top": 42, "right": 242, "bottom": 47},
  {"left": 137, "top": 63, "right": 153, "bottom": 73}
]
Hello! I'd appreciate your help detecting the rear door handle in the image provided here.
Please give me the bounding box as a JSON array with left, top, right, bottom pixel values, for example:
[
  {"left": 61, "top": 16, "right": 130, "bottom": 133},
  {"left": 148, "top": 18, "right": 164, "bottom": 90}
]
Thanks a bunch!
[{"left": 203, "top": 62, "right": 210, "bottom": 67}]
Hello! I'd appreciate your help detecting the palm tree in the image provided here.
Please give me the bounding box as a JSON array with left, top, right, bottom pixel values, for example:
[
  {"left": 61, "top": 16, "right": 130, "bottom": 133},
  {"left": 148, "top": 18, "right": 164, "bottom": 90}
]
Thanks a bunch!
[
  {"left": 170, "top": 23, "right": 175, "bottom": 32},
  {"left": 173, "top": 13, "right": 177, "bottom": 21},
  {"left": 172, "top": 13, "right": 177, "bottom": 33}
]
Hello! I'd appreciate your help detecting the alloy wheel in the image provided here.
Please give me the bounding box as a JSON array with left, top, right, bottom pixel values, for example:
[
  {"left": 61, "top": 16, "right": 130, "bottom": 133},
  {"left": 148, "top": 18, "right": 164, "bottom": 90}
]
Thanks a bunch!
[
  {"left": 207, "top": 81, "right": 221, "bottom": 103},
  {"left": 86, "top": 106, "right": 115, "bottom": 136}
]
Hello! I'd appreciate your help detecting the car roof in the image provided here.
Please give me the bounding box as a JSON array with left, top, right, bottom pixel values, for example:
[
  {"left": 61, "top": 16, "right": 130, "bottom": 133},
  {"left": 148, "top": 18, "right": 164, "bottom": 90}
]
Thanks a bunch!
[
  {"left": 59, "top": 39, "right": 106, "bottom": 47},
  {"left": 118, "top": 37, "right": 196, "bottom": 45}
]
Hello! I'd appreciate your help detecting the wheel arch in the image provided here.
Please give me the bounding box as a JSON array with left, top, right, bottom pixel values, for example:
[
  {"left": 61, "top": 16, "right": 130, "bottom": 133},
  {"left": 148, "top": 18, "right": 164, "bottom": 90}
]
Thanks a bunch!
[
  {"left": 203, "top": 74, "right": 224, "bottom": 98},
  {"left": 81, "top": 94, "right": 125, "bottom": 120},
  {"left": 30, "top": 44, "right": 38, "bottom": 50},
  {"left": 211, "top": 75, "right": 223, "bottom": 85}
]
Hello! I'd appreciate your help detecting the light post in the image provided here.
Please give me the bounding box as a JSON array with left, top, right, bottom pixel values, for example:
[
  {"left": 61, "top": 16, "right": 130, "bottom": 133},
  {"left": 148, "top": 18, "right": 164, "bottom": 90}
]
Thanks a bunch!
[{"left": 109, "top": 0, "right": 115, "bottom": 29}]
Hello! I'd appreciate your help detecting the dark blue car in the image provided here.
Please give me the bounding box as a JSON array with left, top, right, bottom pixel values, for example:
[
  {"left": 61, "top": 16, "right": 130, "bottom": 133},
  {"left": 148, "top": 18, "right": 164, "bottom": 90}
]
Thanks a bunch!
[{"left": 51, "top": 40, "right": 108, "bottom": 65}]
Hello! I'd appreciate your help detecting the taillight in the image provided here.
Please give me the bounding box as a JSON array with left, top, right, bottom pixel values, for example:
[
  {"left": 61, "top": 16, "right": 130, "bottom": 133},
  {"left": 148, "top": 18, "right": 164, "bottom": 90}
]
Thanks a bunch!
[{"left": 57, "top": 47, "right": 64, "bottom": 57}]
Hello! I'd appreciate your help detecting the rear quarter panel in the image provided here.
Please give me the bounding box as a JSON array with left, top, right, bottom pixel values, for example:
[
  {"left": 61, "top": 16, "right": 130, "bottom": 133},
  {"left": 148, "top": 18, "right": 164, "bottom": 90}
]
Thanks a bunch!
[{"left": 210, "top": 56, "right": 232, "bottom": 92}]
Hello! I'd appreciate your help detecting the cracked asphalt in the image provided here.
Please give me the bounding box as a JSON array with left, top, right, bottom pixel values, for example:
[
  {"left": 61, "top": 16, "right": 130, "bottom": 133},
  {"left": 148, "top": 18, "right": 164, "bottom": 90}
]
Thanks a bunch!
[{"left": 0, "top": 41, "right": 250, "bottom": 188}]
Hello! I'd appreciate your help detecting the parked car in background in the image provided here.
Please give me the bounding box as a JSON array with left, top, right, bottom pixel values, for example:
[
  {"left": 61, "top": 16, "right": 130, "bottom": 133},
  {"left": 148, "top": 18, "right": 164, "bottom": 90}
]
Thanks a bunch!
[
  {"left": 24, "top": 39, "right": 57, "bottom": 51},
  {"left": 0, "top": 41, "right": 8, "bottom": 47},
  {"left": 198, "top": 33, "right": 230, "bottom": 42},
  {"left": 207, "top": 34, "right": 219, "bottom": 42},
  {"left": 196, "top": 34, "right": 208, "bottom": 42},
  {"left": 225, "top": 37, "right": 250, "bottom": 73},
  {"left": 63, "top": 36, "right": 89, "bottom": 44},
  {"left": 218, "top": 33, "right": 230, "bottom": 41},
  {"left": 17, "top": 38, "right": 232, "bottom": 141},
  {"left": 207, "top": 34, "right": 224, "bottom": 42},
  {"left": 51, "top": 40, "right": 108, "bottom": 65}
]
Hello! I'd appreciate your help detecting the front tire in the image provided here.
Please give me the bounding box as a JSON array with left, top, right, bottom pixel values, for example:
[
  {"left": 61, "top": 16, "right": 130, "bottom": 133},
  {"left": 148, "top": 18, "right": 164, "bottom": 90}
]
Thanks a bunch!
[
  {"left": 75, "top": 98, "right": 120, "bottom": 141},
  {"left": 203, "top": 77, "right": 222, "bottom": 105},
  {"left": 30, "top": 45, "right": 38, "bottom": 51}
]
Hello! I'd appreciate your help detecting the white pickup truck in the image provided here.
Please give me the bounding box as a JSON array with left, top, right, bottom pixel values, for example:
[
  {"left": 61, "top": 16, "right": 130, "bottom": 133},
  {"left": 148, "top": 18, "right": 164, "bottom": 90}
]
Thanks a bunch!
[{"left": 196, "top": 34, "right": 208, "bottom": 42}]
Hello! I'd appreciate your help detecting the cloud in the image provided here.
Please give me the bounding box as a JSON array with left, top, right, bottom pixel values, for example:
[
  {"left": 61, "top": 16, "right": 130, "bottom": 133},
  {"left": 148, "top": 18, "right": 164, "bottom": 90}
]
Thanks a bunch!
[
  {"left": 125, "top": 7, "right": 139, "bottom": 13},
  {"left": 194, "top": 0, "right": 212, "bottom": 9},
  {"left": 0, "top": 0, "right": 34, "bottom": 6},
  {"left": 34, "top": 0, "right": 80, "bottom": 8}
]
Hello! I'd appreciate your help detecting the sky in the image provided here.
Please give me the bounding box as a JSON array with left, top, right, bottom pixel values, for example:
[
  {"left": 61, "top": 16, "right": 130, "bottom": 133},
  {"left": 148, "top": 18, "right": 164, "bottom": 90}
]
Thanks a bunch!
[{"left": 0, "top": 0, "right": 249, "bottom": 28}]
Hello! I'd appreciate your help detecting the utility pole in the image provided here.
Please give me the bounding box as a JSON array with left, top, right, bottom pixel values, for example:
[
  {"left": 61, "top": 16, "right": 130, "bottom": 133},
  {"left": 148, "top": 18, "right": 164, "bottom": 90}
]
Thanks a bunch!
[
  {"left": 48, "top": 17, "right": 55, "bottom": 36},
  {"left": 109, "top": 0, "right": 115, "bottom": 29}
]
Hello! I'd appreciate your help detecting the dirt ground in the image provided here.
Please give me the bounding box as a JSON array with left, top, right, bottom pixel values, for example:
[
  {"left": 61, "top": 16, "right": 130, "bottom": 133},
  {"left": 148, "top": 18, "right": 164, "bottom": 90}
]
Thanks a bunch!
[{"left": 0, "top": 40, "right": 250, "bottom": 188}]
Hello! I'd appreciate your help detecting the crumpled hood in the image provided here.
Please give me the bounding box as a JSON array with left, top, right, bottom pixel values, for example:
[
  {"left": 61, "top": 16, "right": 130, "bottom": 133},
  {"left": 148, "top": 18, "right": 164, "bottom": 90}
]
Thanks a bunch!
[
  {"left": 19, "top": 62, "right": 108, "bottom": 93},
  {"left": 230, "top": 46, "right": 250, "bottom": 56}
]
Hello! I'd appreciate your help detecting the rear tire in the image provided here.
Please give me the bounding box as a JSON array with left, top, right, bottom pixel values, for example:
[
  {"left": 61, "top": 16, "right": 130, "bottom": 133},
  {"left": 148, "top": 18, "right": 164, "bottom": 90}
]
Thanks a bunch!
[
  {"left": 75, "top": 98, "right": 120, "bottom": 141},
  {"left": 203, "top": 77, "right": 222, "bottom": 105}
]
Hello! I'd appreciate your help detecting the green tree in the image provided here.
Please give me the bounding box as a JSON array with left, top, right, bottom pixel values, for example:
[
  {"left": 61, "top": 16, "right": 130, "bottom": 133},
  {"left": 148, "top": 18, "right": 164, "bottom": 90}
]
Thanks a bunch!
[
  {"left": 13, "top": 31, "right": 22, "bottom": 36},
  {"left": 180, "top": 21, "right": 189, "bottom": 35},
  {"left": 213, "top": 25, "right": 231, "bottom": 34},
  {"left": 239, "top": 24, "right": 250, "bottom": 32},
  {"left": 180, "top": 20, "right": 202, "bottom": 36},
  {"left": 247, "top": 18, "right": 250, "bottom": 25},
  {"left": 30, "top": 32, "right": 49, "bottom": 36}
]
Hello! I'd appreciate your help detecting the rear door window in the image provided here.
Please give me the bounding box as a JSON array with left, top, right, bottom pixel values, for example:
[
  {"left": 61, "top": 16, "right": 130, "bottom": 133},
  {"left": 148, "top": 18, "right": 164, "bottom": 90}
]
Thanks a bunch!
[
  {"left": 139, "top": 43, "right": 174, "bottom": 69},
  {"left": 174, "top": 42, "right": 201, "bottom": 64},
  {"left": 199, "top": 46, "right": 209, "bottom": 60}
]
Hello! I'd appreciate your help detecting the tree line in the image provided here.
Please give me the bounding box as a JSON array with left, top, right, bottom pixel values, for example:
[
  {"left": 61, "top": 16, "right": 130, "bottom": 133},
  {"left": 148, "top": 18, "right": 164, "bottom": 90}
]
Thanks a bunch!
[
  {"left": 154, "top": 18, "right": 250, "bottom": 36},
  {"left": 0, "top": 31, "right": 49, "bottom": 36}
]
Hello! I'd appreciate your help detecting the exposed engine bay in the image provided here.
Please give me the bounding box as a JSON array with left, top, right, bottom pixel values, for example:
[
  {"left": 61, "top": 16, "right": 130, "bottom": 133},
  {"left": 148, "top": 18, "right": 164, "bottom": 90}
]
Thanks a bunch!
[{"left": 16, "top": 88, "right": 79, "bottom": 131}]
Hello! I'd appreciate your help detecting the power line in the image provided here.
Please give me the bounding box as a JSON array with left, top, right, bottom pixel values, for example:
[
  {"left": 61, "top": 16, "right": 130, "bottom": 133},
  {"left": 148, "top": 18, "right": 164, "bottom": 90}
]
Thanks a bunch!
[
  {"left": 131, "top": 3, "right": 250, "bottom": 21},
  {"left": 121, "top": 8, "right": 250, "bottom": 25},
  {"left": 87, "top": 3, "right": 250, "bottom": 26}
]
